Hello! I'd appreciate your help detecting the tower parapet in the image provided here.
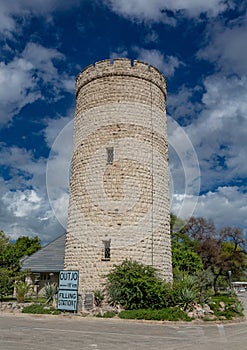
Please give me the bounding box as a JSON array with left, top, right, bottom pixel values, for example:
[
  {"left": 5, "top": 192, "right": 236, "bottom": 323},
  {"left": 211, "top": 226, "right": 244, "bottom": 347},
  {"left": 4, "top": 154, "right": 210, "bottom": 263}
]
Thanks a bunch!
[{"left": 76, "top": 58, "right": 166, "bottom": 100}]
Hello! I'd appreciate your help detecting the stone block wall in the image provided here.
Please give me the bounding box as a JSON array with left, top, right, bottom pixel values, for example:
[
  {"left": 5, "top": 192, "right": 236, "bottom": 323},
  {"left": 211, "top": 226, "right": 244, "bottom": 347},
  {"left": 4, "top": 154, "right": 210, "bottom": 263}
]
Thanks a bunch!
[{"left": 64, "top": 58, "right": 172, "bottom": 295}]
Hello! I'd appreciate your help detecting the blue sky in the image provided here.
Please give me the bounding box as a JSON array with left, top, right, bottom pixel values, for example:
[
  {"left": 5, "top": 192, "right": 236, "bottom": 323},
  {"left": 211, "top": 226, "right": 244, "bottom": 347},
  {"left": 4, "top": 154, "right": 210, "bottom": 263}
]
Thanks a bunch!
[{"left": 0, "top": 0, "right": 246, "bottom": 243}]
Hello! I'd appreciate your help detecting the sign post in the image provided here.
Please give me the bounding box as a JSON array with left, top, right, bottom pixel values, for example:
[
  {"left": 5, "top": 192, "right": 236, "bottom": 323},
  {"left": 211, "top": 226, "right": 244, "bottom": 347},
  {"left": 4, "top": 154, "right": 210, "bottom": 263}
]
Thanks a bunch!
[{"left": 57, "top": 270, "right": 79, "bottom": 312}]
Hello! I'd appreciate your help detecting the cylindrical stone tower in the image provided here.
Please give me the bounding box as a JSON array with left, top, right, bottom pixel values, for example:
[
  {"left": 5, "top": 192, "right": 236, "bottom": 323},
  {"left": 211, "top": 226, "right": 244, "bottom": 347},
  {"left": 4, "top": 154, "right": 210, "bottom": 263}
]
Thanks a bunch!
[{"left": 64, "top": 58, "right": 172, "bottom": 295}]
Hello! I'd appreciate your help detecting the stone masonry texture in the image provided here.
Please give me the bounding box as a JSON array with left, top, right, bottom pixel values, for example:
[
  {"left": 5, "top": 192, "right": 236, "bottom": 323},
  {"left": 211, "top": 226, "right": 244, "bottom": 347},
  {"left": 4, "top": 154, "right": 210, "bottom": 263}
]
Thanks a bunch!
[{"left": 64, "top": 58, "right": 172, "bottom": 296}]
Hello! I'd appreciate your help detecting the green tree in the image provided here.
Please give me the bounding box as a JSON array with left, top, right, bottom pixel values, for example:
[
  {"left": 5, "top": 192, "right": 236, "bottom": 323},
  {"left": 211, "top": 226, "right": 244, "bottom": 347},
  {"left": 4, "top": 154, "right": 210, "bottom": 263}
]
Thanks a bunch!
[
  {"left": 0, "top": 231, "right": 41, "bottom": 299},
  {"left": 184, "top": 218, "right": 247, "bottom": 293},
  {"left": 170, "top": 214, "right": 203, "bottom": 275},
  {"left": 1, "top": 235, "right": 41, "bottom": 272},
  {"left": 172, "top": 241, "right": 203, "bottom": 274}
]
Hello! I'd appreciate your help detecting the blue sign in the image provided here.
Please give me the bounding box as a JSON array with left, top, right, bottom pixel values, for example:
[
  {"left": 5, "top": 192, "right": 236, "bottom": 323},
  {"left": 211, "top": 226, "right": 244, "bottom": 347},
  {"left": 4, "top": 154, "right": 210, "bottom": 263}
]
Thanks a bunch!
[
  {"left": 59, "top": 270, "right": 79, "bottom": 291},
  {"left": 57, "top": 290, "right": 78, "bottom": 311},
  {"left": 58, "top": 270, "right": 79, "bottom": 312}
]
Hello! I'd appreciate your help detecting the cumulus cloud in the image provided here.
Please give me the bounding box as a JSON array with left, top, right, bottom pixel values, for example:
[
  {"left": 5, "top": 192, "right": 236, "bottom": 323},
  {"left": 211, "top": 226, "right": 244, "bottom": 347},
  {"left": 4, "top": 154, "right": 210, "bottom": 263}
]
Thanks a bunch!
[
  {"left": 0, "top": 169, "right": 61, "bottom": 242},
  {"left": 0, "top": 186, "right": 64, "bottom": 242},
  {"left": 0, "top": 58, "right": 41, "bottom": 125},
  {"left": 0, "top": 0, "right": 80, "bottom": 36},
  {"left": 0, "top": 144, "right": 46, "bottom": 189},
  {"left": 167, "top": 85, "right": 203, "bottom": 124},
  {"left": 194, "top": 186, "right": 247, "bottom": 231},
  {"left": 3, "top": 190, "right": 42, "bottom": 218},
  {"left": 110, "top": 48, "right": 129, "bottom": 60},
  {"left": 0, "top": 43, "right": 74, "bottom": 126},
  {"left": 185, "top": 73, "right": 247, "bottom": 190},
  {"left": 0, "top": 114, "right": 73, "bottom": 242},
  {"left": 197, "top": 13, "right": 247, "bottom": 76},
  {"left": 110, "top": 47, "right": 183, "bottom": 77},
  {"left": 171, "top": 186, "right": 247, "bottom": 233},
  {"left": 103, "top": 0, "right": 234, "bottom": 23},
  {"left": 167, "top": 7, "right": 247, "bottom": 228},
  {"left": 134, "top": 48, "right": 183, "bottom": 77}
]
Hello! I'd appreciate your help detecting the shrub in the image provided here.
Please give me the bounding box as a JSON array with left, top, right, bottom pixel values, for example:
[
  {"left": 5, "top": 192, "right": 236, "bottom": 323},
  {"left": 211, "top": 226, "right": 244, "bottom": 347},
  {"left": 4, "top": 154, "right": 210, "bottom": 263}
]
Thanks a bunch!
[
  {"left": 119, "top": 308, "right": 192, "bottom": 322},
  {"left": 94, "top": 289, "right": 104, "bottom": 307},
  {"left": 105, "top": 260, "right": 172, "bottom": 309},
  {"left": 22, "top": 303, "right": 61, "bottom": 315},
  {"left": 172, "top": 274, "right": 199, "bottom": 310},
  {"left": 0, "top": 268, "right": 13, "bottom": 300},
  {"left": 96, "top": 311, "right": 116, "bottom": 318},
  {"left": 40, "top": 283, "right": 57, "bottom": 304}
]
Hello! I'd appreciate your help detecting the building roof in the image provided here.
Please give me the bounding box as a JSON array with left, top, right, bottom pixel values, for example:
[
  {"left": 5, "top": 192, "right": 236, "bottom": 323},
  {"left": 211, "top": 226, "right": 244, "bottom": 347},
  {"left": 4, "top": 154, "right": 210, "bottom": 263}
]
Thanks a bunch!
[{"left": 21, "top": 234, "right": 66, "bottom": 273}]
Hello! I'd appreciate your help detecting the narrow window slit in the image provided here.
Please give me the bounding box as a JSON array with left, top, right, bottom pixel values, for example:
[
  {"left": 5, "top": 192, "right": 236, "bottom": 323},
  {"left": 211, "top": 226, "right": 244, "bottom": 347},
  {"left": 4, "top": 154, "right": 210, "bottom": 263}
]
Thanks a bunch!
[
  {"left": 107, "top": 147, "right": 114, "bottom": 164},
  {"left": 102, "top": 239, "right": 111, "bottom": 260}
]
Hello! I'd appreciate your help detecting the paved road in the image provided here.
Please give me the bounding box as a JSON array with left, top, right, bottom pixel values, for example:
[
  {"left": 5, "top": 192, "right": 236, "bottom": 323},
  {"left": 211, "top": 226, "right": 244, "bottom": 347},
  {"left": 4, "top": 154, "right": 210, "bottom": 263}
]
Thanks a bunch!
[{"left": 0, "top": 313, "right": 247, "bottom": 350}]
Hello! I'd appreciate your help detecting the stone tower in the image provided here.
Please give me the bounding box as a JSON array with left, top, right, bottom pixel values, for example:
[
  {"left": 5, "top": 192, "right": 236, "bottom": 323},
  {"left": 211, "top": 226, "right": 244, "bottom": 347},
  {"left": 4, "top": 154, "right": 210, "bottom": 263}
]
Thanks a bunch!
[{"left": 64, "top": 58, "right": 172, "bottom": 295}]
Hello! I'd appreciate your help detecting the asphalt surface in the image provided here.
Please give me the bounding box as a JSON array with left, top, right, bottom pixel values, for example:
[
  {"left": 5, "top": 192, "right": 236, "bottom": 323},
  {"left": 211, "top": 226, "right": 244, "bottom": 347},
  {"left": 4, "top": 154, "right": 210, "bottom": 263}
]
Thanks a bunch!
[
  {"left": 0, "top": 292, "right": 246, "bottom": 350},
  {"left": 0, "top": 311, "right": 247, "bottom": 350}
]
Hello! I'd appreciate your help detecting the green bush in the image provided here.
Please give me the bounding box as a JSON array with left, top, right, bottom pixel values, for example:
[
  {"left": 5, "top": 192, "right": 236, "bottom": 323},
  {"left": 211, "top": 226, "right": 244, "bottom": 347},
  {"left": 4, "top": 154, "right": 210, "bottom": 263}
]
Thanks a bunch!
[
  {"left": 96, "top": 311, "right": 116, "bottom": 318},
  {"left": 22, "top": 303, "right": 61, "bottom": 315},
  {"left": 105, "top": 260, "right": 172, "bottom": 310},
  {"left": 94, "top": 289, "right": 104, "bottom": 307},
  {"left": 119, "top": 308, "right": 192, "bottom": 321}
]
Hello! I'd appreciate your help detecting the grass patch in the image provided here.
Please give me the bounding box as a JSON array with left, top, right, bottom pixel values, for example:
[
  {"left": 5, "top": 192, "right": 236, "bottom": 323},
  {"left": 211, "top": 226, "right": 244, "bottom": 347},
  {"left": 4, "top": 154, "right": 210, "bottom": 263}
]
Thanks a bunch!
[
  {"left": 119, "top": 308, "right": 192, "bottom": 321},
  {"left": 22, "top": 303, "right": 61, "bottom": 315},
  {"left": 208, "top": 294, "right": 244, "bottom": 320},
  {"left": 0, "top": 296, "right": 16, "bottom": 302}
]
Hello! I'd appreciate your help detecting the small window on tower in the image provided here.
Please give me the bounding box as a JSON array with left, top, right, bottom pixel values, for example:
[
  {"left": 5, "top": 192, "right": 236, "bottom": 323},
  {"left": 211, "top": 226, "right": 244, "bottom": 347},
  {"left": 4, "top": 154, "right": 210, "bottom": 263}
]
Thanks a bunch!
[
  {"left": 102, "top": 239, "right": 111, "bottom": 260},
  {"left": 107, "top": 147, "right": 114, "bottom": 164}
]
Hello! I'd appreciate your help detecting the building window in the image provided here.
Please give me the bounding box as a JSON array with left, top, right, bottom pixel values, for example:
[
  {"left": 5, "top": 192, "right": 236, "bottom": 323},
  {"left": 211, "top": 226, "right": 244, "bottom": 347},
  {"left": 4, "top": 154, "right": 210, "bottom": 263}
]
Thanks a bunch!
[
  {"left": 107, "top": 147, "right": 114, "bottom": 164},
  {"left": 102, "top": 239, "right": 111, "bottom": 260}
]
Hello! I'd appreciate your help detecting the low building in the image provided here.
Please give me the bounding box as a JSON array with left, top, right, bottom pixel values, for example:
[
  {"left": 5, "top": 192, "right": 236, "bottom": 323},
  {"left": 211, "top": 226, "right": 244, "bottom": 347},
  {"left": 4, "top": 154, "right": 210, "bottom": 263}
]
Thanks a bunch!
[{"left": 21, "top": 234, "right": 66, "bottom": 292}]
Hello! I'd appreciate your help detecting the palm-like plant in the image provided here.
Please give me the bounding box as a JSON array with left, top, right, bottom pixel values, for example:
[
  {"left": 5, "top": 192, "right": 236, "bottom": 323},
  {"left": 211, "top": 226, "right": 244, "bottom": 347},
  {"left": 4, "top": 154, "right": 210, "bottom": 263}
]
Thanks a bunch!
[
  {"left": 41, "top": 282, "right": 57, "bottom": 304},
  {"left": 15, "top": 281, "right": 33, "bottom": 303}
]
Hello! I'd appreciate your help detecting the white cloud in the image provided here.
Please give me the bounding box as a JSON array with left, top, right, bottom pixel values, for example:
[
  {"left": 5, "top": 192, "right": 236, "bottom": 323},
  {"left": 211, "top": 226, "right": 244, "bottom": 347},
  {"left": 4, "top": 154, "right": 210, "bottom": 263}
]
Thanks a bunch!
[
  {"left": 171, "top": 186, "right": 247, "bottom": 234},
  {"left": 44, "top": 115, "right": 73, "bottom": 148},
  {"left": 0, "top": 115, "right": 73, "bottom": 242},
  {"left": 0, "top": 43, "right": 74, "bottom": 126},
  {"left": 22, "top": 43, "right": 75, "bottom": 94},
  {"left": 0, "top": 146, "right": 43, "bottom": 195},
  {"left": 3, "top": 190, "right": 41, "bottom": 217},
  {"left": 0, "top": 0, "right": 80, "bottom": 36},
  {"left": 186, "top": 73, "right": 247, "bottom": 188},
  {"left": 110, "top": 47, "right": 183, "bottom": 77},
  {"left": 110, "top": 48, "right": 129, "bottom": 60},
  {"left": 168, "top": 85, "right": 203, "bottom": 122},
  {"left": 134, "top": 48, "right": 183, "bottom": 77},
  {"left": 0, "top": 171, "right": 63, "bottom": 242},
  {"left": 104, "top": 0, "right": 234, "bottom": 23},
  {"left": 194, "top": 186, "right": 247, "bottom": 231},
  {"left": 167, "top": 54, "right": 247, "bottom": 192},
  {"left": 197, "top": 13, "right": 247, "bottom": 75},
  {"left": 0, "top": 58, "right": 41, "bottom": 125}
]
